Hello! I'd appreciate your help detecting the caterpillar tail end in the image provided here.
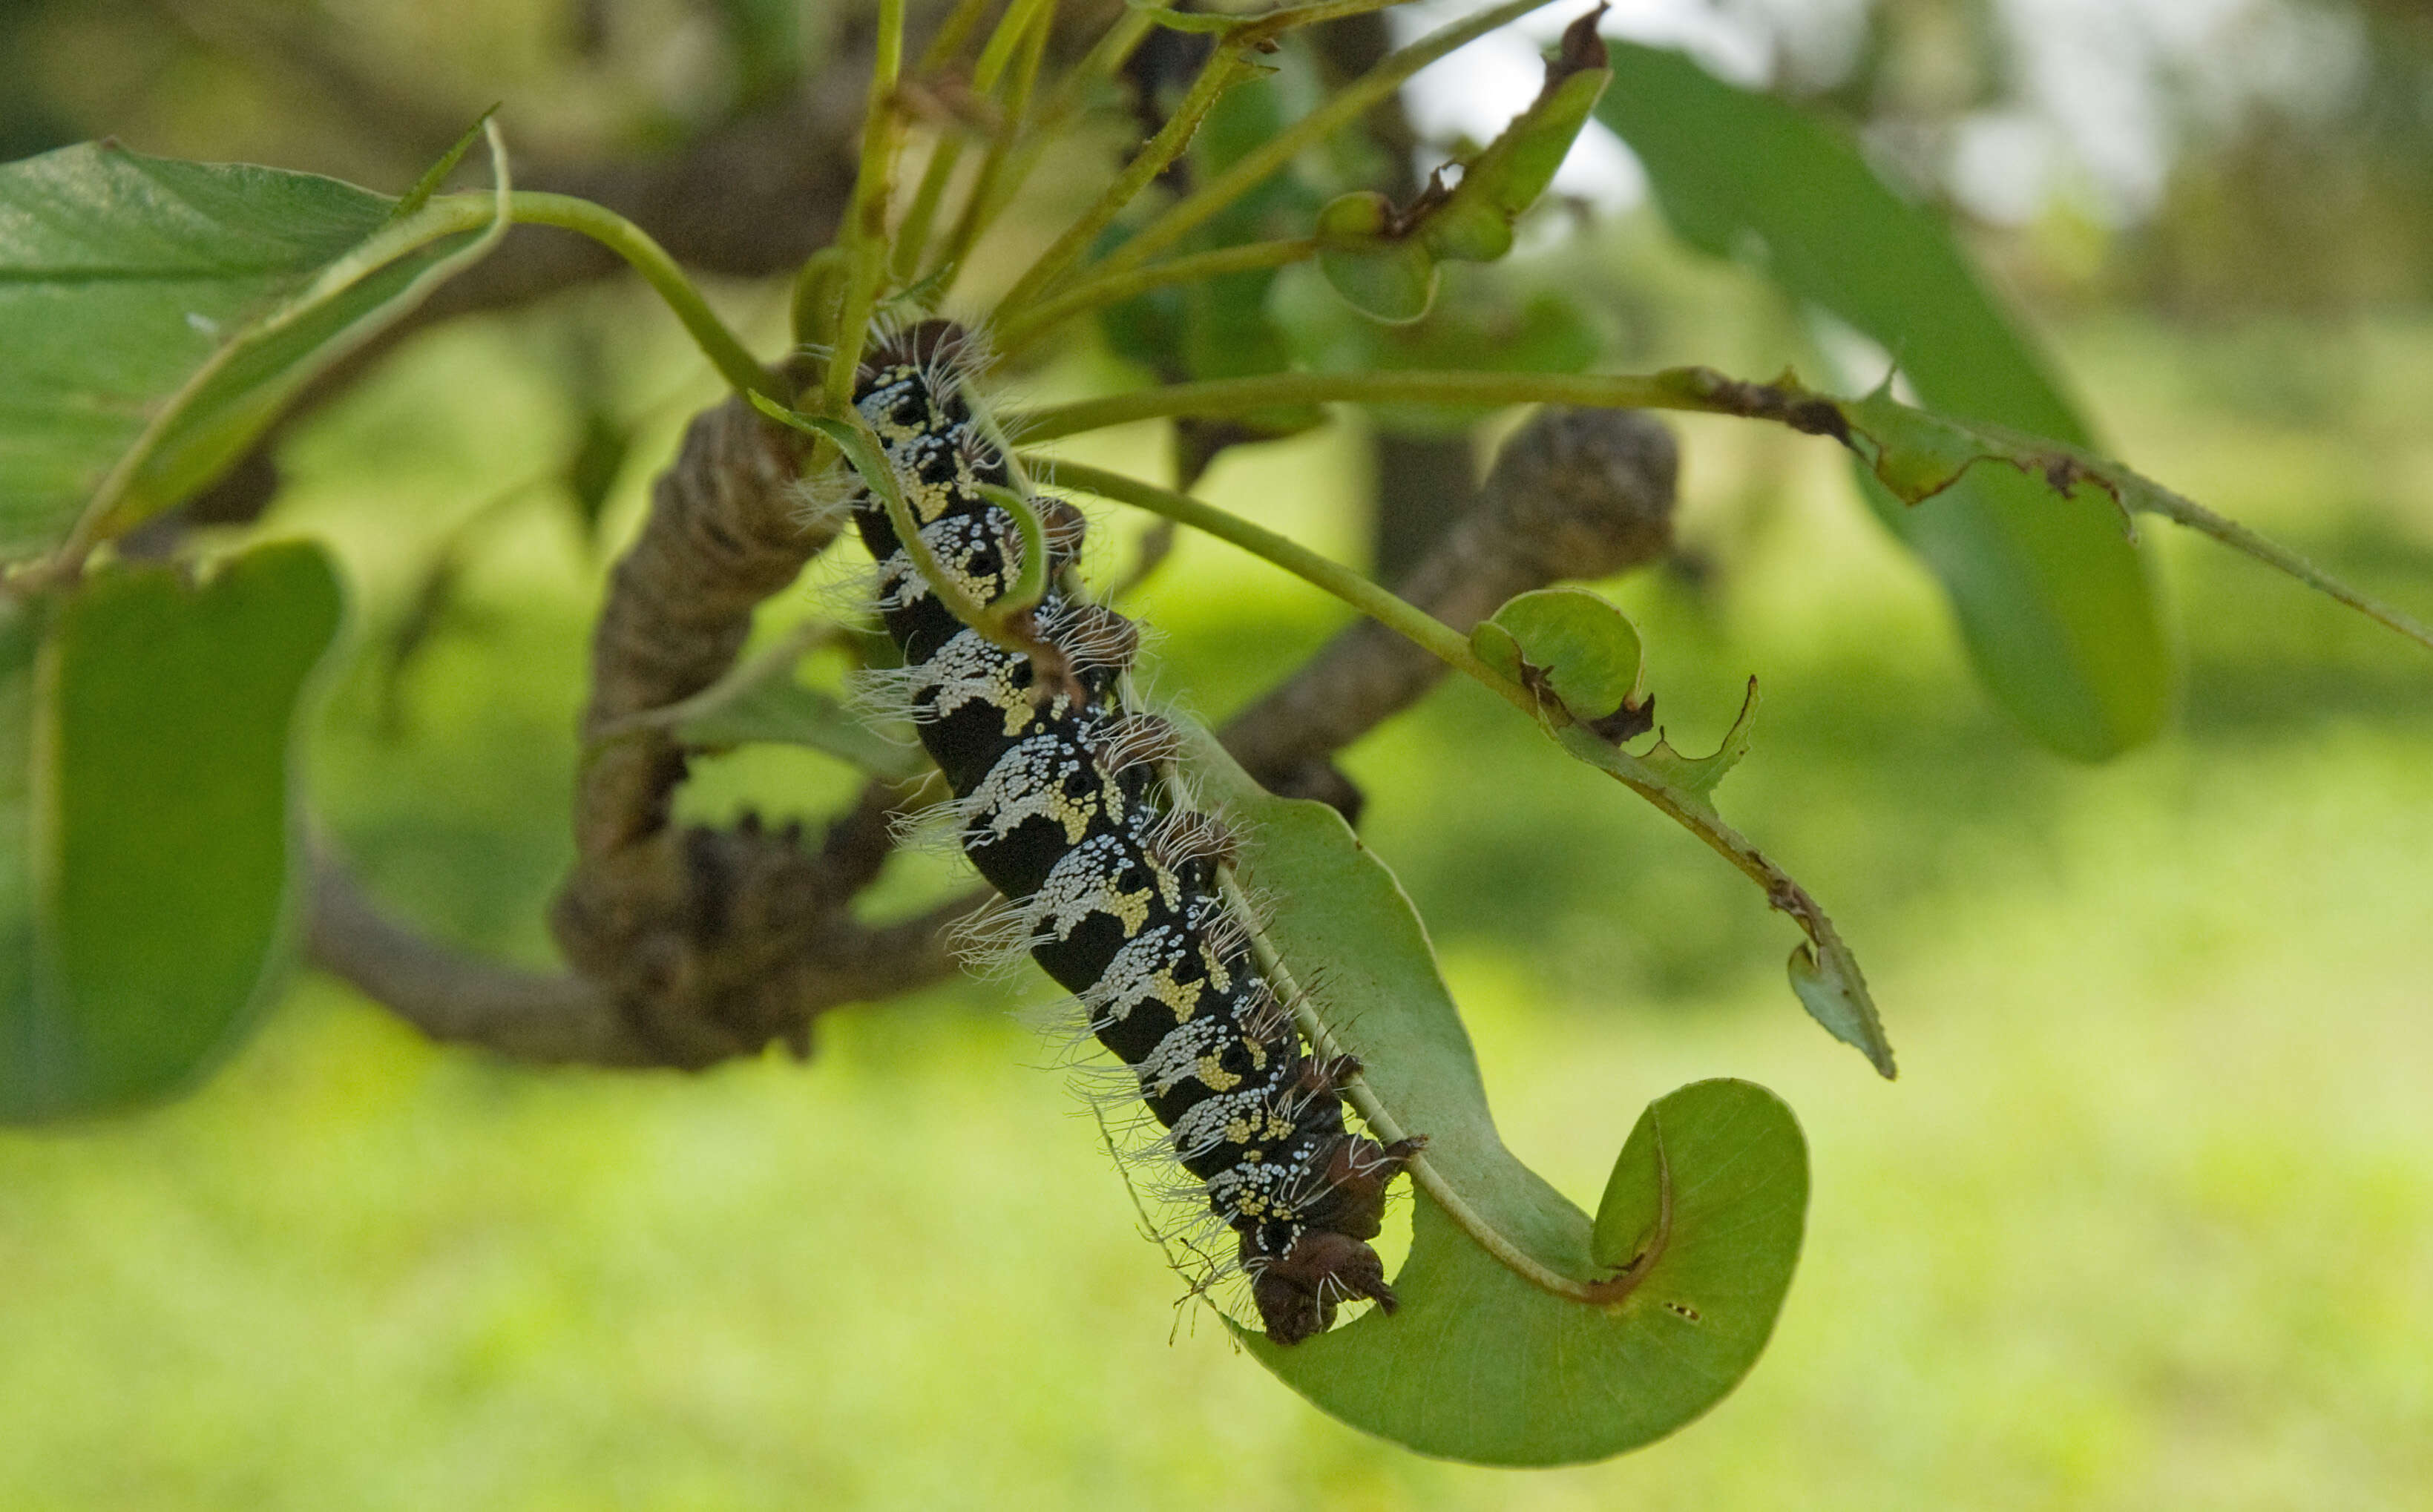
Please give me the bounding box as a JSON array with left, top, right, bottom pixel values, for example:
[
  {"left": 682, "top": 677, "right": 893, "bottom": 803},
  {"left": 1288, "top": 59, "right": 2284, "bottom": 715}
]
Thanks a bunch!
[{"left": 1251, "top": 1135, "right": 1428, "bottom": 1346}]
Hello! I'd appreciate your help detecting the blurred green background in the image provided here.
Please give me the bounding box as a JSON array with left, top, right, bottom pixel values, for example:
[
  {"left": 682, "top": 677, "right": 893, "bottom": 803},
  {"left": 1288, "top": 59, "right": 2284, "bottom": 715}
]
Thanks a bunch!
[{"left": 4, "top": 1, "right": 2432, "bottom": 1506}]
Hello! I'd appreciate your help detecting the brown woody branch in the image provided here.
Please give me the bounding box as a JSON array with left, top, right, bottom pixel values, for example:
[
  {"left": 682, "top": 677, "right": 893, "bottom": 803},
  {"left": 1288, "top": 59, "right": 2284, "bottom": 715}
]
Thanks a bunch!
[{"left": 303, "top": 408, "right": 1673, "bottom": 1068}]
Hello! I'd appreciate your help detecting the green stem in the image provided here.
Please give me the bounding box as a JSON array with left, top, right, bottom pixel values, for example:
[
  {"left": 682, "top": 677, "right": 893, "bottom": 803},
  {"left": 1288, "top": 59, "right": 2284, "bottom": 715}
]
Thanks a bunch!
[
  {"left": 971, "top": 0, "right": 1053, "bottom": 86},
  {"left": 898, "top": 0, "right": 1055, "bottom": 283},
  {"left": 892, "top": 138, "right": 969, "bottom": 285},
  {"left": 825, "top": 0, "right": 910, "bottom": 415},
  {"left": 2146, "top": 489, "right": 2433, "bottom": 653},
  {"left": 491, "top": 191, "right": 781, "bottom": 402},
  {"left": 759, "top": 398, "right": 1024, "bottom": 650},
  {"left": 1081, "top": 0, "right": 1563, "bottom": 286},
  {"left": 993, "top": 45, "right": 1265, "bottom": 317},
  {"left": 994, "top": 237, "right": 1320, "bottom": 354},
  {"left": 1033, "top": 6, "right": 1155, "bottom": 126},
  {"left": 1013, "top": 368, "right": 1687, "bottom": 441},
  {"left": 1035, "top": 458, "right": 1529, "bottom": 716}
]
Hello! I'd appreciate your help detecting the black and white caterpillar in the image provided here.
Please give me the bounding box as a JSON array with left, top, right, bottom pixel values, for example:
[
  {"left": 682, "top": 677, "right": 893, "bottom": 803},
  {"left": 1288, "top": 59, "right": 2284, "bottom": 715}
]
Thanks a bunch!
[{"left": 840, "top": 321, "right": 1420, "bottom": 1344}]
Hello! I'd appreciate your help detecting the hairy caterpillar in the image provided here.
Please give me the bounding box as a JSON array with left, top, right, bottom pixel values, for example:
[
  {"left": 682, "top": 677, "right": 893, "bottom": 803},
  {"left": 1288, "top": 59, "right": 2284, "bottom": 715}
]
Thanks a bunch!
[{"left": 842, "top": 321, "right": 1420, "bottom": 1344}]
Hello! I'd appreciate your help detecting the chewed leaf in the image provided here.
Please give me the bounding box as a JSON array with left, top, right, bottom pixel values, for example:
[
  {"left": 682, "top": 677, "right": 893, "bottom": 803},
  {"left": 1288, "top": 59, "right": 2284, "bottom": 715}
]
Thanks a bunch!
[
  {"left": 1182, "top": 728, "right": 1808, "bottom": 1465},
  {"left": 1473, "top": 585, "right": 1646, "bottom": 732},
  {"left": 675, "top": 673, "right": 922, "bottom": 779},
  {"left": 1635, "top": 674, "right": 1758, "bottom": 806},
  {"left": 1419, "top": 10, "right": 1612, "bottom": 264}
]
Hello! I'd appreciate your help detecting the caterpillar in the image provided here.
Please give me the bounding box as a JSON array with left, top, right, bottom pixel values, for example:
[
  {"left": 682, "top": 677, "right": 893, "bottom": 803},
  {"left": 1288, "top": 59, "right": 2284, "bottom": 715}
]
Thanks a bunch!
[{"left": 841, "top": 321, "right": 1421, "bottom": 1344}]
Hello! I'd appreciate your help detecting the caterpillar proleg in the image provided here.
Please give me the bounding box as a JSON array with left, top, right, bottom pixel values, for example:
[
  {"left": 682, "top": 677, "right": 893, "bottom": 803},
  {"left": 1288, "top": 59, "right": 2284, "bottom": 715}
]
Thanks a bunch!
[{"left": 844, "top": 321, "right": 1420, "bottom": 1344}]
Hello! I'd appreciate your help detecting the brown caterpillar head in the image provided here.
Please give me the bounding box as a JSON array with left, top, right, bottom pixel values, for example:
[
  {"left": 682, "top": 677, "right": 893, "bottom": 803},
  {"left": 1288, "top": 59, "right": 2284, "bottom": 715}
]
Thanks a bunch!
[{"left": 1250, "top": 1229, "right": 1396, "bottom": 1345}]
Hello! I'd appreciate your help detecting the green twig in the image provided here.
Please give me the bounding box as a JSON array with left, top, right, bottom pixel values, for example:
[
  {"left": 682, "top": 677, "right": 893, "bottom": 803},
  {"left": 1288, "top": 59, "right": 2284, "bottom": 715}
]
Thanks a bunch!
[
  {"left": 893, "top": 142, "right": 969, "bottom": 286},
  {"left": 2147, "top": 489, "right": 2433, "bottom": 652},
  {"left": 1032, "top": 6, "right": 1156, "bottom": 126},
  {"left": 900, "top": 0, "right": 1056, "bottom": 283},
  {"left": 497, "top": 191, "right": 781, "bottom": 402},
  {"left": 916, "top": 0, "right": 999, "bottom": 72},
  {"left": 1034, "top": 458, "right": 1527, "bottom": 712},
  {"left": 1013, "top": 368, "right": 1684, "bottom": 440}
]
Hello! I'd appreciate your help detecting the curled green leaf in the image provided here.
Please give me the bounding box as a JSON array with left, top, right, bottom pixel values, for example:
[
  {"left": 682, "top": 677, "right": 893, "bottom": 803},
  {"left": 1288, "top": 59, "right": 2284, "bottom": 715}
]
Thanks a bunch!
[{"left": 1174, "top": 727, "right": 1809, "bottom": 1464}]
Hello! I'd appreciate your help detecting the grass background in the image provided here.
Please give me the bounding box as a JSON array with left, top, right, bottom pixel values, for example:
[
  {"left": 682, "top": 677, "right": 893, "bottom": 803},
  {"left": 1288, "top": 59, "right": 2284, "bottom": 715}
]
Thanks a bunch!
[{"left": 2, "top": 292, "right": 2429, "bottom": 1508}]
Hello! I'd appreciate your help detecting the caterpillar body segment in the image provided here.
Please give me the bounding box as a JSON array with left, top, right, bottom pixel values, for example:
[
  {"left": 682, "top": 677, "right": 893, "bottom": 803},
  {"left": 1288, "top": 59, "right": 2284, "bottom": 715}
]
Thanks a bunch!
[{"left": 845, "top": 321, "right": 1419, "bottom": 1344}]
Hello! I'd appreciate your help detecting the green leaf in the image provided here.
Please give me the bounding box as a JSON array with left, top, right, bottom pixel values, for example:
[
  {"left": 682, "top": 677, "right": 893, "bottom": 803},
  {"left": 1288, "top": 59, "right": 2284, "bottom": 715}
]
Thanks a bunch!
[
  {"left": 1786, "top": 942, "right": 1881, "bottom": 1075},
  {"left": 1313, "top": 191, "right": 1439, "bottom": 323},
  {"left": 1316, "top": 240, "right": 1439, "bottom": 324},
  {"left": 562, "top": 404, "right": 631, "bottom": 540},
  {"left": 1595, "top": 42, "right": 2172, "bottom": 760},
  {"left": 1179, "top": 730, "right": 1807, "bottom": 1465},
  {"left": 0, "top": 139, "right": 505, "bottom": 556},
  {"left": 1471, "top": 585, "right": 1646, "bottom": 728},
  {"left": 1, "top": 540, "right": 345, "bottom": 1123}
]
